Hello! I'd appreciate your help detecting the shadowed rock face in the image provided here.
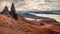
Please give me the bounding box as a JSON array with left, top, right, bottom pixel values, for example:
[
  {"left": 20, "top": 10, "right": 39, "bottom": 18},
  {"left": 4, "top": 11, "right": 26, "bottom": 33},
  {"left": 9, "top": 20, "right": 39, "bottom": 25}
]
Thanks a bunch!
[
  {"left": 10, "top": 3, "right": 18, "bottom": 19},
  {"left": 1, "top": 3, "right": 18, "bottom": 20},
  {"left": 1, "top": 6, "right": 9, "bottom": 15}
]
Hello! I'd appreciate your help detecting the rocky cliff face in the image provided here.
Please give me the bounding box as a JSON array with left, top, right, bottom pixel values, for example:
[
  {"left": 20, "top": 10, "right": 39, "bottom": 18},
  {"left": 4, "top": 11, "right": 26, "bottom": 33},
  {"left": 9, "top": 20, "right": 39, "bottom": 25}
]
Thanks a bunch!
[
  {"left": 0, "top": 3, "right": 60, "bottom": 34},
  {"left": 1, "top": 3, "right": 18, "bottom": 20},
  {"left": 1, "top": 6, "right": 10, "bottom": 16},
  {"left": 1, "top": 6, "right": 9, "bottom": 14},
  {"left": 10, "top": 3, "right": 18, "bottom": 19}
]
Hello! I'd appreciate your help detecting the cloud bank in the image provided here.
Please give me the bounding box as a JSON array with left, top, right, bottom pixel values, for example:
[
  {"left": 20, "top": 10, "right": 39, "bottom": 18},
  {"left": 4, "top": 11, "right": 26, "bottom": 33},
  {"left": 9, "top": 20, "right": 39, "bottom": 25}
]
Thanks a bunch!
[{"left": 0, "top": 0, "right": 60, "bottom": 11}]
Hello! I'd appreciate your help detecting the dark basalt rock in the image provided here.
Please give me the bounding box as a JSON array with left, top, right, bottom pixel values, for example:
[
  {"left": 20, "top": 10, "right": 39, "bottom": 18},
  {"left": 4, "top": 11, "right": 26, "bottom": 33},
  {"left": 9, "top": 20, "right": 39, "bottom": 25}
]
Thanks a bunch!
[
  {"left": 1, "top": 3, "right": 18, "bottom": 20},
  {"left": 1, "top": 6, "right": 11, "bottom": 17},
  {"left": 1, "top": 6, "right": 9, "bottom": 15},
  {"left": 10, "top": 3, "right": 18, "bottom": 19}
]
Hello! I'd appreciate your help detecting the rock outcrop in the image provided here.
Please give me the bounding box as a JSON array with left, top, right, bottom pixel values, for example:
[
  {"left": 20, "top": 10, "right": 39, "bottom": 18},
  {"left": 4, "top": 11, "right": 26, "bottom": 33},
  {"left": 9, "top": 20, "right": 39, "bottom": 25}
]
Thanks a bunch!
[
  {"left": 1, "top": 6, "right": 9, "bottom": 14},
  {"left": 10, "top": 3, "right": 18, "bottom": 19},
  {"left": 1, "top": 3, "right": 18, "bottom": 19},
  {"left": 1, "top": 6, "right": 10, "bottom": 17}
]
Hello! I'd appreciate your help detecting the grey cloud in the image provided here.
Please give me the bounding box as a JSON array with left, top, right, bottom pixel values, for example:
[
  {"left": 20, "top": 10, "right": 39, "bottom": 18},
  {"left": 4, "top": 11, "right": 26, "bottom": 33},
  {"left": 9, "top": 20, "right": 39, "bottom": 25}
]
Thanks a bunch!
[{"left": 0, "top": 0, "right": 60, "bottom": 11}]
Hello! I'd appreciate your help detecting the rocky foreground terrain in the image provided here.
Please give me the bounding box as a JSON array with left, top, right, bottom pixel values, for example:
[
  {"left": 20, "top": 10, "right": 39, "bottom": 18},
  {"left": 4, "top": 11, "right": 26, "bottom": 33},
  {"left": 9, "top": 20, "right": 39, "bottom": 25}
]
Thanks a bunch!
[{"left": 0, "top": 3, "right": 60, "bottom": 34}]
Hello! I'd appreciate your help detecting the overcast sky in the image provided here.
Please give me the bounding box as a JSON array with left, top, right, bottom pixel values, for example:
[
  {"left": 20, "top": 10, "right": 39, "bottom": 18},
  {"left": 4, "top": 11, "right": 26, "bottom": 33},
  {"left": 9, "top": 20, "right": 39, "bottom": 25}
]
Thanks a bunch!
[{"left": 0, "top": 0, "right": 60, "bottom": 11}]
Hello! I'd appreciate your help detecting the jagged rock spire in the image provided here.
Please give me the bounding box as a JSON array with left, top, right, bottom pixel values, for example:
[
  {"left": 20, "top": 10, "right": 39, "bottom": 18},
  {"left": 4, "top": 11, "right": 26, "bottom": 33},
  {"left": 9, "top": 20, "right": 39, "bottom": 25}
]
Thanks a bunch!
[
  {"left": 1, "top": 6, "right": 9, "bottom": 15},
  {"left": 11, "top": 3, "right": 16, "bottom": 14},
  {"left": 10, "top": 3, "right": 18, "bottom": 19},
  {"left": 1, "top": 3, "right": 18, "bottom": 19}
]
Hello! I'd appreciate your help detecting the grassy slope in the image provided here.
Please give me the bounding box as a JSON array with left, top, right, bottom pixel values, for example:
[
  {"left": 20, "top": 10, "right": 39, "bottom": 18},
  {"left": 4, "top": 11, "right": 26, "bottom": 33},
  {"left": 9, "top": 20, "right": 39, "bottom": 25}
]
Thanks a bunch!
[{"left": 0, "top": 14, "right": 60, "bottom": 34}]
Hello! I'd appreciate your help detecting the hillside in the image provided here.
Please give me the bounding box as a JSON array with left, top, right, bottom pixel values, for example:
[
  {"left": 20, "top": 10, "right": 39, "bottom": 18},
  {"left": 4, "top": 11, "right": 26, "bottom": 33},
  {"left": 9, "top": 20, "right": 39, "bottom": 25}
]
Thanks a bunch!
[
  {"left": 0, "top": 3, "right": 60, "bottom": 34},
  {"left": 0, "top": 13, "right": 60, "bottom": 34}
]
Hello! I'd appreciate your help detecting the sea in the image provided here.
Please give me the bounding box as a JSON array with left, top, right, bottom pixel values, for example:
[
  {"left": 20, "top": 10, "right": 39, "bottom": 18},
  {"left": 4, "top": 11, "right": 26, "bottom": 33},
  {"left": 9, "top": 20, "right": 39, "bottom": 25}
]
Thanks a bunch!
[{"left": 17, "top": 10, "right": 60, "bottom": 22}]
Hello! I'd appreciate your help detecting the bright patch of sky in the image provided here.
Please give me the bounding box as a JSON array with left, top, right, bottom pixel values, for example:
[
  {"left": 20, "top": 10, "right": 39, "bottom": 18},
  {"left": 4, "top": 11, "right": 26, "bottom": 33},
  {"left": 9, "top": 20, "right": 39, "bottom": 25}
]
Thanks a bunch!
[{"left": 0, "top": 0, "right": 60, "bottom": 11}]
